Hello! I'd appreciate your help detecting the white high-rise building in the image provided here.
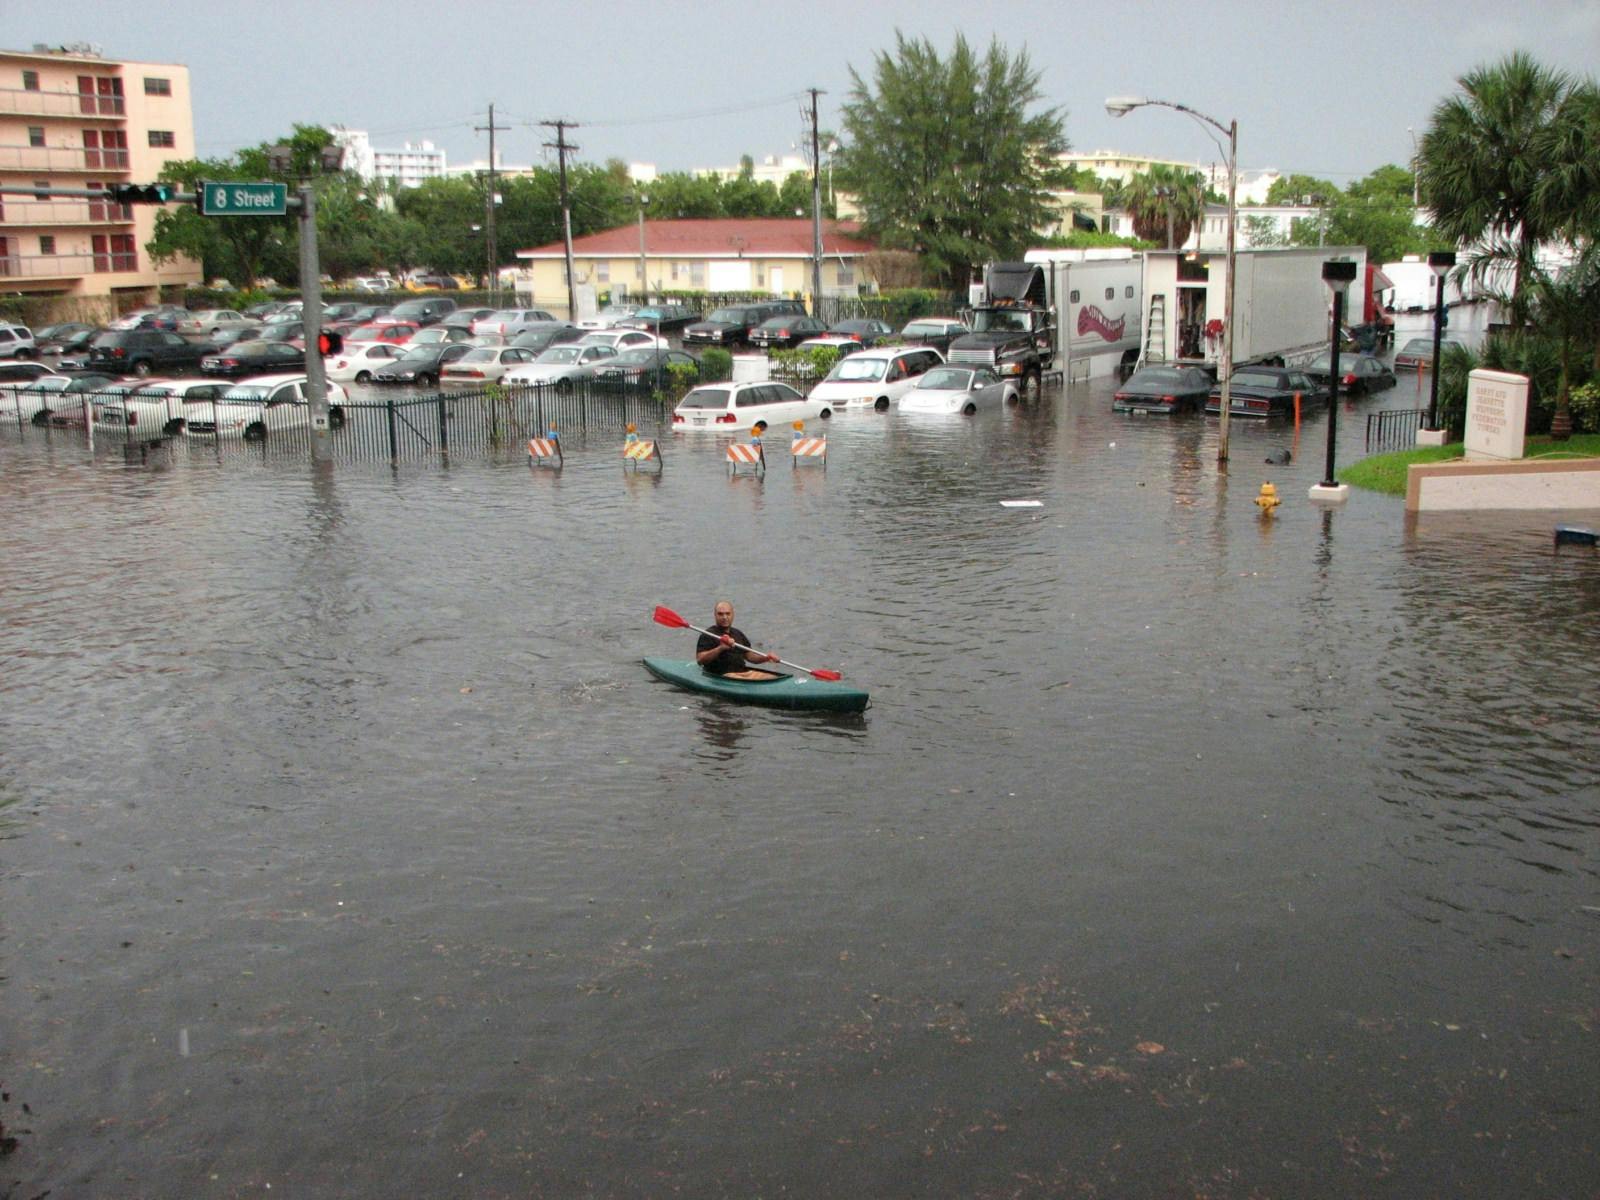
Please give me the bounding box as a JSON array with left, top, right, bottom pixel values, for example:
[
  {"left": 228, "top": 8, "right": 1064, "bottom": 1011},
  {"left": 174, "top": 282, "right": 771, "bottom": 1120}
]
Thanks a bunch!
[{"left": 332, "top": 127, "right": 447, "bottom": 188}]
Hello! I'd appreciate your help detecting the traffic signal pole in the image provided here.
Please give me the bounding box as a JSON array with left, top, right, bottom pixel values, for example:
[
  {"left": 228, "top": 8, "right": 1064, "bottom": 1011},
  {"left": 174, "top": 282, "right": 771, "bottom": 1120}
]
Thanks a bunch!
[{"left": 296, "top": 184, "right": 332, "bottom": 453}]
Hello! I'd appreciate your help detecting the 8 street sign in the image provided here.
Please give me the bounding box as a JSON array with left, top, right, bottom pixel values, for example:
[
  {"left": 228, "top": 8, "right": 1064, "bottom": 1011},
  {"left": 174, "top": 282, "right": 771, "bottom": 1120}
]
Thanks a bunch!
[{"left": 199, "top": 181, "right": 288, "bottom": 217}]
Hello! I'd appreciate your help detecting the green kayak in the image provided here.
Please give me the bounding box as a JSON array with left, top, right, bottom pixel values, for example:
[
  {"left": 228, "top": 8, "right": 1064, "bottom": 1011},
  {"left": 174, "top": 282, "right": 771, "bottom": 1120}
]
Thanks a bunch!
[{"left": 642, "top": 657, "right": 869, "bottom": 713}]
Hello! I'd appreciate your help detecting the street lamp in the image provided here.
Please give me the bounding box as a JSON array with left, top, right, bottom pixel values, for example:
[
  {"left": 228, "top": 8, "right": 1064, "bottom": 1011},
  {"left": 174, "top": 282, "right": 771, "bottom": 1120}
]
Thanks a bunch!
[
  {"left": 1310, "top": 258, "right": 1358, "bottom": 504},
  {"left": 1419, "top": 250, "right": 1456, "bottom": 442},
  {"left": 1107, "top": 94, "right": 1238, "bottom": 463}
]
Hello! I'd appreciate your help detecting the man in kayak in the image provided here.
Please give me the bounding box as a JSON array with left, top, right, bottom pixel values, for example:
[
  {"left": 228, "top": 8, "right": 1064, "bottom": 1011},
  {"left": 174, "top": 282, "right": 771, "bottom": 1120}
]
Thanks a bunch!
[{"left": 696, "top": 601, "right": 780, "bottom": 680}]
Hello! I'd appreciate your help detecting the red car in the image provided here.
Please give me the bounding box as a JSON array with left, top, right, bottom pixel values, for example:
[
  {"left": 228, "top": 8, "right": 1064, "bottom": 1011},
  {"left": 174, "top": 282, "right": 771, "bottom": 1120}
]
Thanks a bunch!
[{"left": 346, "top": 322, "right": 418, "bottom": 346}]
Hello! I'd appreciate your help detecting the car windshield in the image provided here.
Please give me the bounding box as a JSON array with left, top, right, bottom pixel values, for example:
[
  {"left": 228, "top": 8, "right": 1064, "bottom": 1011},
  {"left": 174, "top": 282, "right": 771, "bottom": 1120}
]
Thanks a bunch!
[
  {"left": 828, "top": 358, "right": 887, "bottom": 382},
  {"left": 613, "top": 349, "right": 658, "bottom": 365},
  {"left": 918, "top": 368, "right": 974, "bottom": 390},
  {"left": 904, "top": 322, "right": 947, "bottom": 336},
  {"left": 1132, "top": 368, "right": 1191, "bottom": 386},
  {"left": 485, "top": 311, "right": 520, "bottom": 324},
  {"left": 222, "top": 386, "right": 272, "bottom": 402},
  {"left": 461, "top": 349, "right": 498, "bottom": 363},
  {"left": 23, "top": 378, "right": 71, "bottom": 393},
  {"left": 1232, "top": 371, "right": 1284, "bottom": 388},
  {"left": 679, "top": 387, "right": 731, "bottom": 409},
  {"left": 706, "top": 308, "right": 744, "bottom": 323},
  {"left": 90, "top": 332, "right": 125, "bottom": 347},
  {"left": 231, "top": 342, "right": 270, "bottom": 354},
  {"left": 536, "top": 347, "right": 581, "bottom": 364},
  {"left": 634, "top": 308, "right": 663, "bottom": 319},
  {"left": 972, "top": 311, "right": 1029, "bottom": 333}
]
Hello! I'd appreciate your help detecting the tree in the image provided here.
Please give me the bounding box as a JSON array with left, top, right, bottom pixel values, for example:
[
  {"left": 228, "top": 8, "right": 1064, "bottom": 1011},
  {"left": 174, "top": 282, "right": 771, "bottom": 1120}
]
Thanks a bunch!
[
  {"left": 1266, "top": 174, "right": 1340, "bottom": 207},
  {"left": 837, "top": 32, "right": 1069, "bottom": 287},
  {"left": 1123, "top": 163, "right": 1205, "bottom": 249},
  {"left": 1240, "top": 214, "right": 1287, "bottom": 248},
  {"left": 1418, "top": 53, "right": 1597, "bottom": 324}
]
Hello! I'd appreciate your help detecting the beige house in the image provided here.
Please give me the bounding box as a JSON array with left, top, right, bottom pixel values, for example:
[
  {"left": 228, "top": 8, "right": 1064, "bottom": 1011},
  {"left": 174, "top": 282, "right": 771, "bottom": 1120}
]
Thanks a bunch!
[
  {"left": 0, "top": 44, "right": 201, "bottom": 311},
  {"left": 514, "top": 218, "right": 877, "bottom": 315}
]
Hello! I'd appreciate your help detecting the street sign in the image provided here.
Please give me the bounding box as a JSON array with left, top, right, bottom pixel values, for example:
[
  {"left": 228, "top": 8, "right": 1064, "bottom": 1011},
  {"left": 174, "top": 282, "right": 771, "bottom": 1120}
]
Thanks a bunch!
[{"left": 199, "top": 181, "right": 287, "bottom": 217}]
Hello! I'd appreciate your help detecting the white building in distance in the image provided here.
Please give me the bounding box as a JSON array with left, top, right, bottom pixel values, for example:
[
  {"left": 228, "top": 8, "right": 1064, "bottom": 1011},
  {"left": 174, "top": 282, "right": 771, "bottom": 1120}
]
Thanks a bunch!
[{"left": 332, "top": 127, "right": 447, "bottom": 188}]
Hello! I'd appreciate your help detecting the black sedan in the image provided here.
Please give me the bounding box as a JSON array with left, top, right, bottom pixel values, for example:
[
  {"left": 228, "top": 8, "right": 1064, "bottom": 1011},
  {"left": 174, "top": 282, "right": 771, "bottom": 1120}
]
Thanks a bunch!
[
  {"left": 748, "top": 315, "right": 828, "bottom": 349},
  {"left": 1205, "top": 366, "right": 1325, "bottom": 418},
  {"left": 1304, "top": 352, "right": 1397, "bottom": 395},
  {"left": 509, "top": 324, "right": 585, "bottom": 355},
  {"left": 1112, "top": 365, "right": 1214, "bottom": 414},
  {"left": 827, "top": 318, "right": 895, "bottom": 347},
  {"left": 593, "top": 347, "right": 700, "bottom": 390},
  {"left": 199, "top": 340, "right": 307, "bottom": 378},
  {"left": 369, "top": 343, "right": 473, "bottom": 387},
  {"left": 39, "top": 325, "right": 97, "bottom": 356},
  {"left": 326, "top": 305, "right": 392, "bottom": 335}
]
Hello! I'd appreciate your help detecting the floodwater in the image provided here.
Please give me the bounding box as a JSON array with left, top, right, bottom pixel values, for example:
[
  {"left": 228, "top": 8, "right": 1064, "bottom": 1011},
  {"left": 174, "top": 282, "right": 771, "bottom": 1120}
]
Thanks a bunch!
[{"left": 2, "top": 317, "right": 1597, "bottom": 1198}]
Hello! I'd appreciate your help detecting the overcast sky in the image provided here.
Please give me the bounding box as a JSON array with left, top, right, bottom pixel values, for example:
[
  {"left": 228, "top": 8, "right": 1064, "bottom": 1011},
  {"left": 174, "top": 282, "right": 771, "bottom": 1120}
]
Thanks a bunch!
[{"left": 13, "top": 0, "right": 1600, "bottom": 184}]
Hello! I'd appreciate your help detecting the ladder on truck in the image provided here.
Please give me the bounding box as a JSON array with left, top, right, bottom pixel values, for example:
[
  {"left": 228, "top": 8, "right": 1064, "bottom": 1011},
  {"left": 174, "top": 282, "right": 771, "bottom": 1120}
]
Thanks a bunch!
[{"left": 1139, "top": 294, "right": 1166, "bottom": 367}]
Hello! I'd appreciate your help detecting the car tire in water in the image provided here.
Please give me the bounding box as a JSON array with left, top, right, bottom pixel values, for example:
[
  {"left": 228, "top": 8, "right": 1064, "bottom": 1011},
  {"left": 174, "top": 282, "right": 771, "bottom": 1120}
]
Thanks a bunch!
[
  {"left": 355, "top": 371, "right": 371, "bottom": 384},
  {"left": 963, "top": 403, "right": 977, "bottom": 415},
  {"left": 555, "top": 378, "right": 572, "bottom": 394},
  {"left": 875, "top": 397, "right": 890, "bottom": 412},
  {"left": 819, "top": 407, "right": 831, "bottom": 419},
  {"left": 243, "top": 421, "right": 266, "bottom": 442},
  {"left": 15, "top": 348, "right": 32, "bottom": 360},
  {"left": 163, "top": 418, "right": 184, "bottom": 435},
  {"left": 328, "top": 406, "right": 345, "bottom": 430},
  {"left": 417, "top": 373, "right": 437, "bottom": 389},
  {"left": 133, "top": 360, "right": 153, "bottom": 377},
  {"left": 31, "top": 409, "right": 50, "bottom": 426}
]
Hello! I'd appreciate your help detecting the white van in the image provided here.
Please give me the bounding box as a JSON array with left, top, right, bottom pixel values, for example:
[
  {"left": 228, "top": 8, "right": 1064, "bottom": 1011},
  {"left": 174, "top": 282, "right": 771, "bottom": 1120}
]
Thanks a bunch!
[{"left": 806, "top": 346, "right": 944, "bottom": 412}]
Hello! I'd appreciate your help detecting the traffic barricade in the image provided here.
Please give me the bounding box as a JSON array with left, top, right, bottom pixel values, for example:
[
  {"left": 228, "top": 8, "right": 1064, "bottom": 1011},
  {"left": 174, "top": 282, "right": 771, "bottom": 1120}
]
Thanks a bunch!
[
  {"left": 726, "top": 438, "right": 766, "bottom": 475},
  {"left": 622, "top": 426, "right": 662, "bottom": 472},
  {"left": 527, "top": 430, "right": 563, "bottom": 469}
]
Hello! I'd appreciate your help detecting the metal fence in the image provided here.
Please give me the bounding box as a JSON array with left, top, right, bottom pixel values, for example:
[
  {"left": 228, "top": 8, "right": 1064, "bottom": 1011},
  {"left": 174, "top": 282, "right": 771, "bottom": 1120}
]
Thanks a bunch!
[{"left": 1365, "top": 407, "right": 1428, "bottom": 452}]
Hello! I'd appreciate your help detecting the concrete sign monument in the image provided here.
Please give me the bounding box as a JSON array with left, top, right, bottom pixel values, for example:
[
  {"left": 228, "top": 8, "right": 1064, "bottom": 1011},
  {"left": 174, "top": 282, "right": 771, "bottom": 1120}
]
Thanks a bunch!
[{"left": 1464, "top": 368, "right": 1529, "bottom": 460}]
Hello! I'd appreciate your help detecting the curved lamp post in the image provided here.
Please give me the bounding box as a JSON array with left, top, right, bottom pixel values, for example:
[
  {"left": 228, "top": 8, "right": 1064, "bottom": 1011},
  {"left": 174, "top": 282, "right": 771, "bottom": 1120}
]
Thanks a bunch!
[{"left": 1106, "top": 95, "right": 1237, "bottom": 464}]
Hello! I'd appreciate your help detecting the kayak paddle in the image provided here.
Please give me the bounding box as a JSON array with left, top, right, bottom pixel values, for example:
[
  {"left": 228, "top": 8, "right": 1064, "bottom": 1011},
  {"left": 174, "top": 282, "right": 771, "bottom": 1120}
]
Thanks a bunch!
[{"left": 651, "top": 605, "right": 843, "bottom": 681}]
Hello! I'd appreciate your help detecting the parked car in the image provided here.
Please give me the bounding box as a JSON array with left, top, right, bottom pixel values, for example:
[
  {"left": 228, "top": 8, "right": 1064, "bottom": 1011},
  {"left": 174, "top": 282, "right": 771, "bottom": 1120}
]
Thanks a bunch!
[
  {"left": 593, "top": 347, "right": 700, "bottom": 389},
  {"left": 326, "top": 305, "right": 392, "bottom": 334},
  {"left": 407, "top": 325, "right": 475, "bottom": 346},
  {"left": 439, "top": 345, "right": 540, "bottom": 386},
  {"left": 0, "top": 360, "right": 54, "bottom": 384},
  {"left": 682, "top": 305, "right": 771, "bottom": 348},
  {"left": 4, "top": 372, "right": 119, "bottom": 425},
  {"left": 345, "top": 322, "right": 418, "bottom": 346},
  {"left": 0, "top": 323, "right": 37, "bottom": 359},
  {"left": 92, "top": 377, "right": 228, "bottom": 438},
  {"left": 413, "top": 274, "right": 459, "bottom": 290},
  {"left": 472, "top": 308, "right": 560, "bottom": 337},
  {"left": 242, "top": 301, "right": 288, "bottom": 320},
  {"left": 576, "top": 304, "right": 638, "bottom": 330},
  {"left": 441, "top": 307, "right": 495, "bottom": 331},
  {"left": 827, "top": 318, "right": 895, "bottom": 347},
  {"left": 86, "top": 329, "right": 208, "bottom": 377},
  {"left": 577, "top": 328, "right": 666, "bottom": 354},
  {"left": 1205, "top": 366, "right": 1326, "bottom": 417},
  {"left": 1112, "top": 365, "right": 1215, "bottom": 415},
  {"left": 46, "top": 327, "right": 99, "bottom": 359},
  {"left": 183, "top": 374, "right": 349, "bottom": 440},
  {"left": 321, "top": 302, "right": 366, "bottom": 324},
  {"left": 618, "top": 304, "right": 697, "bottom": 333},
  {"left": 176, "top": 309, "right": 259, "bottom": 338},
  {"left": 509, "top": 324, "right": 585, "bottom": 354},
  {"left": 900, "top": 318, "right": 970, "bottom": 355},
  {"left": 260, "top": 307, "right": 303, "bottom": 327},
  {"left": 1393, "top": 335, "right": 1462, "bottom": 371},
  {"left": 369, "top": 343, "right": 474, "bottom": 387},
  {"left": 352, "top": 276, "right": 396, "bottom": 293},
  {"left": 33, "top": 323, "right": 95, "bottom": 354},
  {"left": 200, "top": 340, "right": 308, "bottom": 378},
  {"left": 325, "top": 342, "right": 406, "bottom": 383},
  {"left": 386, "top": 297, "right": 457, "bottom": 327},
  {"left": 111, "top": 305, "right": 188, "bottom": 332},
  {"left": 748, "top": 315, "right": 828, "bottom": 349},
  {"left": 671, "top": 380, "right": 832, "bottom": 432},
  {"left": 255, "top": 323, "right": 305, "bottom": 345},
  {"left": 1303, "top": 352, "right": 1397, "bottom": 395},
  {"left": 807, "top": 346, "right": 945, "bottom": 412},
  {"left": 203, "top": 327, "right": 261, "bottom": 352},
  {"left": 898, "top": 364, "right": 1018, "bottom": 414},
  {"left": 501, "top": 343, "right": 617, "bottom": 390}
]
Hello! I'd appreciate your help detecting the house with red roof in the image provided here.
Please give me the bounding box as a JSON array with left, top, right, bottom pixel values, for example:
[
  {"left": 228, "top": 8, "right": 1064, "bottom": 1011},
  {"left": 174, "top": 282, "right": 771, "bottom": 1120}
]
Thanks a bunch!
[{"left": 514, "top": 218, "right": 878, "bottom": 316}]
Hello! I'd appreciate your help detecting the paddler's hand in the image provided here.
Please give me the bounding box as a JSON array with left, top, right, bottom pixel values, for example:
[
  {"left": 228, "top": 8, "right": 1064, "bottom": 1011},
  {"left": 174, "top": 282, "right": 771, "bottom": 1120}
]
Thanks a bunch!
[{"left": 720, "top": 635, "right": 734, "bottom": 648}]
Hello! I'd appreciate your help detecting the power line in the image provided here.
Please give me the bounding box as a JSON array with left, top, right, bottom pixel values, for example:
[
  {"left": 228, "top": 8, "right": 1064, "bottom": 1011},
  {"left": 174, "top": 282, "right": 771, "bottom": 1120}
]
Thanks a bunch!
[{"left": 581, "top": 92, "right": 805, "bottom": 130}]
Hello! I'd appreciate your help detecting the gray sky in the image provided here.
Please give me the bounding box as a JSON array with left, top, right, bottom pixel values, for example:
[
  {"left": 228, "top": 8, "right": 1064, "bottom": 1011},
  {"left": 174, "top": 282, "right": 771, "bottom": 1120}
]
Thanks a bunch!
[{"left": 12, "top": 0, "right": 1600, "bottom": 184}]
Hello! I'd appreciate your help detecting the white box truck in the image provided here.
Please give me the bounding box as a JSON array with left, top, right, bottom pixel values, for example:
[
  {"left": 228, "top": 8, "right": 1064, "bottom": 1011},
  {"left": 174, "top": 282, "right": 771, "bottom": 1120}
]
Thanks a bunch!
[{"left": 1137, "top": 246, "right": 1367, "bottom": 371}]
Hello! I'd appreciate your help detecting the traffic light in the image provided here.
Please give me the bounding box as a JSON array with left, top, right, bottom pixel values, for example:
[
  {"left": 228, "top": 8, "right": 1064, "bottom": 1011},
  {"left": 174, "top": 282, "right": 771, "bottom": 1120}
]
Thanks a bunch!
[
  {"left": 108, "top": 183, "right": 175, "bottom": 204},
  {"left": 317, "top": 330, "right": 343, "bottom": 356}
]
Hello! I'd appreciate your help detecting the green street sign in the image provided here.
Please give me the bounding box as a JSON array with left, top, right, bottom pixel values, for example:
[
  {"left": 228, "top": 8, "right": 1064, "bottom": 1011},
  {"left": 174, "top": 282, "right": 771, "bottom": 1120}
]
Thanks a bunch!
[{"left": 199, "top": 181, "right": 287, "bottom": 217}]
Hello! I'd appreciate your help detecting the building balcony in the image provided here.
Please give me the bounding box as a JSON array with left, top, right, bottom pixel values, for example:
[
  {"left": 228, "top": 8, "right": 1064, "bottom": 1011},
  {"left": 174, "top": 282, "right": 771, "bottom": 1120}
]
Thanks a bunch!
[
  {"left": 0, "top": 87, "right": 125, "bottom": 119},
  {"left": 0, "top": 251, "right": 109, "bottom": 280},
  {"left": 0, "top": 198, "right": 133, "bottom": 226},
  {"left": 0, "top": 145, "right": 131, "bottom": 172}
]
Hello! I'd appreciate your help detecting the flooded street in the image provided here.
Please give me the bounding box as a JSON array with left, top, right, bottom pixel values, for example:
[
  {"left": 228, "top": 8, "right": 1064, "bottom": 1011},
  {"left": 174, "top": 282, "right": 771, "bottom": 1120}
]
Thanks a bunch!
[{"left": 3, "top": 324, "right": 1597, "bottom": 1198}]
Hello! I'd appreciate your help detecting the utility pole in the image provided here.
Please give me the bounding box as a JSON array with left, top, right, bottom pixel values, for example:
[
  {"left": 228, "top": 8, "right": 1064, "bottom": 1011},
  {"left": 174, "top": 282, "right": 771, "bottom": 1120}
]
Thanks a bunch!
[
  {"left": 542, "top": 119, "right": 579, "bottom": 320},
  {"left": 297, "top": 182, "right": 331, "bottom": 455},
  {"left": 808, "top": 87, "right": 824, "bottom": 315},
  {"left": 475, "top": 104, "right": 509, "bottom": 302}
]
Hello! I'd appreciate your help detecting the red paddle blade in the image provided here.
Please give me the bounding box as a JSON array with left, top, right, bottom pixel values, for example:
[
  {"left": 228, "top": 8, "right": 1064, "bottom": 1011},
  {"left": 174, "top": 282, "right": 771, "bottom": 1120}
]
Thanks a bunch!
[
  {"left": 810, "top": 669, "right": 843, "bottom": 681},
  {"left": 652, "top": 605, "right": 689, "bottom": 629}
]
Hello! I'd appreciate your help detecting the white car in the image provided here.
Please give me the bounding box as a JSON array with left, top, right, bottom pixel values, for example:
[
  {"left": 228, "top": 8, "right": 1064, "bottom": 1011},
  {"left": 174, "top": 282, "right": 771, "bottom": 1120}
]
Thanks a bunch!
[
  {"left": 407, "top": 326, "right": 474, "bottom": 347},
  {"left": 0, "top": 323, "right": 37, "bottom": 359},
  {"left": 92, "top": 377, "right": 230, "bottom": 438},
  {"left": 807, "top": 346, "right": 945, "bottom": 413},
  {"left": 176, "top": 309, "right": 259, "bottom": 338},
  {"left": 325, "top": 342, "right": 404, "bottom": 383},
  {"left": 671, "top": 380, "right": 832, "bottom": 433},
  {"left": 576, "top": 304, "right": 639, "bottom": 330},
  {"left": 439, "top": 345, "right": 540, "bottom": 386},
  {"left": 578, "top": 328, "right": 667, "bottom": 353},
  {"left": 502, "top": 343, "right": 617, "bottom": 389},
  {"left": 182, "top": 373, "right": 349, "bottom": 440},
  {"left": 898, "top": 364, "right": 1018, "bottom": 414},
  {"left": 2, "top": 373, "right": 119, "bottom": 424}
]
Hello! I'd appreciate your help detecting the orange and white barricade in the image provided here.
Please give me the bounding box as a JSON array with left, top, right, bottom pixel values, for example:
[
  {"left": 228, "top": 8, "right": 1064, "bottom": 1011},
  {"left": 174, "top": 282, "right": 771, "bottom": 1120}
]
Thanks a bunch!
[
  {"left": 527, "top": 433, "right": 563, "bottom": 469},
  {"left": 726, "top": 439, "right": 766, "bottom": 474},
  {"left": 790, "top": 434, "right": 827, "bottom": 467},
  {"left": 622, "top": 436, "right": 662, "bottom": 471}
]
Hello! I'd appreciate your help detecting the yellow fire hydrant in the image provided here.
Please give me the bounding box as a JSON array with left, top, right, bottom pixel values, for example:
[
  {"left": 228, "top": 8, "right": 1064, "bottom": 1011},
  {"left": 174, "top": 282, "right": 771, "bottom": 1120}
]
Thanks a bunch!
[{"left": 1254, "top": 481, "right": 1281, "bottom": 514}]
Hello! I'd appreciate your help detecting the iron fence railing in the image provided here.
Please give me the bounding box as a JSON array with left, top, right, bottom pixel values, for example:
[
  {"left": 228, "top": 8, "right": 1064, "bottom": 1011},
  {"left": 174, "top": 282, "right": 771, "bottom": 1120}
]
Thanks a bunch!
[{"left": 1365, "top": 407, "right": 1428, "bottom": 452}]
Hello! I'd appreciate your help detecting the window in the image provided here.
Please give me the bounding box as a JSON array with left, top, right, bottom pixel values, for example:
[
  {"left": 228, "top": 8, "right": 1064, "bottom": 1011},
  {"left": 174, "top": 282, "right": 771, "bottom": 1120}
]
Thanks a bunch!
[
  {"left": 1126, "top": 286, "right": 1134, "bottom": 298},
  {"left": 1069, "top": 289, "right": 1080, "bottom": 304},
  {"left": 144, "top": 77, "right": 171, "bottom": 96},
  {"left": 148, "top": 130, "right": 175, "bottom": 149},
  {"left": 690, "top": 262, "right": 705, "bottom": 287},
  {"left": 28, "top": 126, "right": 44, "bottom": 148},
  {"left": 835, "top": 261, "right": 853, "bottom": 286},
  {"left": 39, "top": 235, "right": 55, "bottom": 255},
  {"left": 22, "top": 70, "right": 39, "bottom": 91},
  {"left": 1105, "top": 288, "right": 1114, "bottom": 301},
  {"left": 594, "top": 260, "right": 608, "bottom": 283}
]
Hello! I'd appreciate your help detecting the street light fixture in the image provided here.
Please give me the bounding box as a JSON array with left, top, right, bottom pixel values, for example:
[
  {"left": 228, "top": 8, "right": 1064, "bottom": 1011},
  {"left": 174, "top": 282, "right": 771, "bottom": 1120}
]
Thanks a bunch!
[
  {"left": 1420, "top": 250, "right": 1456, "bottom": 442},
  {"left": 1311, "top": 258, "right": 1358, "bottom": 504},
  {"left": 1107, "top": 94, "right": 1238, "bottom": 463}
]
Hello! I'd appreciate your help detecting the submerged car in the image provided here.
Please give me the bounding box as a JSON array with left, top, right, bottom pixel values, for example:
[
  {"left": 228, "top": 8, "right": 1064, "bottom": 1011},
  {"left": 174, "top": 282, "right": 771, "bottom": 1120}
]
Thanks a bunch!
[
  {"left": 1303, "top": 352, "right": 1397, "bottom": 395},
  {"left": 806, "top": 346, "right": 945, "bottom": 412},
  {"left": 899, "top": 318, "right": 970, "bottom": 355},
  {"left": 671, "top": 380, "right": 831, "bottom": 432},
  {"left": 91, "top": 377, "right": 229, "bottom": 438},
  {"left": 1393, "top": 336, "right": 1462, "bottom": 371},
  {"left": 501, "top": 343, "right": 617, "bottom": 389},
  {"left": 325, "top": 342, "right": 405, "bottom": 383},
  {"left": 1205, "top": 367, "right": 1325, "bottom": 418},
  {"left": 1112, "top": 365, "right": 1214, "bottom": 415},
  {"left": 200, "top": 340, "right": 308, "bottom": 378},
  {"left": 898, "top": 365, "right": 1018, "bottom": 414},
  {"left": 3, "top": 372, "right": 119, "bottom": 424},
  {"left": 183, "top": 374, "right": 349, "bottom": 440},
  {"left": 439, "top": 345, "right": 540, "bottom": 386},
  {"left": 368, "top": 343, "right": 474, "bottom": 387}
]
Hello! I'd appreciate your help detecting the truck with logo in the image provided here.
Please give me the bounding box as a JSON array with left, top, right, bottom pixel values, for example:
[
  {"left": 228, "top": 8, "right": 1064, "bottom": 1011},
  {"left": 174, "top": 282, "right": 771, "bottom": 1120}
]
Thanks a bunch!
[
  {"left": 948, "top": 249, "right": 1144, "bottom": 390},
  {"left": 1136, "top": 246, "right": 1368, "bottom": 372}
]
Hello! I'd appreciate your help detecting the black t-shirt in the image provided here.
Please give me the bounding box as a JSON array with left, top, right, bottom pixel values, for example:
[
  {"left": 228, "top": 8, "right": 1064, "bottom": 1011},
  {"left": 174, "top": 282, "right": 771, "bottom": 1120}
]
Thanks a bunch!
[{"left": 697, "top": 626, "right": 752, "bottom": 675}]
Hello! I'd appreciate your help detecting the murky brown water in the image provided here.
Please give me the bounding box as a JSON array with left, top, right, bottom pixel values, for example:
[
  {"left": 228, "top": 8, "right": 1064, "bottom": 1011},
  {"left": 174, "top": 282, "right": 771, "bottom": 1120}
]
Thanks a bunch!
[{"left": 3, "top": 315, "right": 1597, "bottom": 1197}]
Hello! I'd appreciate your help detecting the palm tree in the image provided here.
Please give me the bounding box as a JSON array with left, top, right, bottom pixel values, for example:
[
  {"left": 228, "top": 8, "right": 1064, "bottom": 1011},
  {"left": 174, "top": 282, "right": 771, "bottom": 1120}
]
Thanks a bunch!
[
  {"left": 1124, "top": 164, "right": 1205, "bottom": 250},
  {"left": 1523, "top": 246, "right": 1600, "bottom": 439},
  {"left": 1417, "top": 53, "right": 1589, "bottom": 326}
]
